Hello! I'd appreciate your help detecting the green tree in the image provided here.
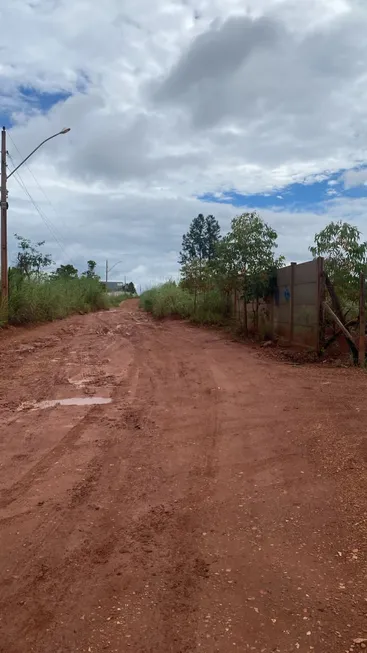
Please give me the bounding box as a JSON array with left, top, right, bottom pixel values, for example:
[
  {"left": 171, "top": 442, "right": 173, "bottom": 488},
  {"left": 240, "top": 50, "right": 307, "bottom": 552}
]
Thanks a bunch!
[
  {"left": 82, "top": 260, "right": 98, "bottom": 279},
  {"left": 227, "top": 212, "right": 283, "bottom": 281},
  {"left": 309, "top": 220, "right": 367, "bottom": 301},
  {"left": 225, "top": 212, "right": 284, "bottom": 332},
  {"left": 212, "top": 236, "right": 240, "bottom": 294},
  {"left": 209, "top": 236, "right": 242, "bottom": 315},
  {"left": 55, "top": 264, "right": 78, "bottom": 279},
  {"left": 126, "top": 281, "right": 137, "bottom": 294},
  {"left": 180, "top": 258, "right": 213, "bottom": 310},
  {"left": 179, "top": 214, "right": 221, "bottom": 267},
  {"left": 179, "top": 214, "right": 221, "bottom": 290},
  {"left": 120, "top": 281, "right": 137, "bottom": 294},
  {"left": 14, "top": 234, "right": 53, "bottom": 278},
  {"left": 205, "top": 215, "right": 221, "bottom": 262}
]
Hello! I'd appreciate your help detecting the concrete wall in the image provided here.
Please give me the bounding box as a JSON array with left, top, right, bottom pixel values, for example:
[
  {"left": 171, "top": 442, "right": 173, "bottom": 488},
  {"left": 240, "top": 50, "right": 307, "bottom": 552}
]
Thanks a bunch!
[
  {"left": 274, "top": 259, "right": 322, "bottom": 350},
  {"left": 275, "top": 265, "right": 292, "bottom": 342},
  {"left": 232, "top": 258, "right": 323, "bottom": 351}
]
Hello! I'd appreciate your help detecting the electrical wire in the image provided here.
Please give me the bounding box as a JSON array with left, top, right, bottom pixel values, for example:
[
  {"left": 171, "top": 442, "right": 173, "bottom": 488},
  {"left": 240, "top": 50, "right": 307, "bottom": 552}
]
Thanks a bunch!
[
  {"left": 7, "top": 132, "right": 69, "bottom": 245},
  {"left": 8, "top": 155, "right": 72, "bottom": 261}
]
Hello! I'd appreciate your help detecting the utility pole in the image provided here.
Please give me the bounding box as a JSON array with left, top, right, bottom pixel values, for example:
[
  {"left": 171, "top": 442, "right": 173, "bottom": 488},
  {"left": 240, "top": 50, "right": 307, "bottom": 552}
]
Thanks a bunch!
[
  {"left": 106, "top": 260, "right": 123, "bottom": 289},
  {"left": 1, "top": 126, "right": 8, "bottom": 302},
  {"left": 0, "top": 126, "right": 70, "bottom": 316}
]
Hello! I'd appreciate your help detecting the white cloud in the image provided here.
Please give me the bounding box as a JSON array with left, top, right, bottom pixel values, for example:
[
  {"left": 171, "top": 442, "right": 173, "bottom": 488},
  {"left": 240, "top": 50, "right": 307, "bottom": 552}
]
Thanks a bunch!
[
  {"left": 1, "top": 0, "right": 367, "bottom": 285},
  {"left": 344, "top": 168, "right": 367, "bottom": 189}
]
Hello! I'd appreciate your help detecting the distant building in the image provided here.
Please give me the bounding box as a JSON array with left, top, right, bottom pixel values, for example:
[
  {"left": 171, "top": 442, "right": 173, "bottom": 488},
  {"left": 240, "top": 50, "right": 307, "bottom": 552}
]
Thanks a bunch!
[
  {"left": 105, "top": 281, "right": 137, "bottom": 295},
  {"left": 106, "top": 281, "right": 125, "bottom": 293}
]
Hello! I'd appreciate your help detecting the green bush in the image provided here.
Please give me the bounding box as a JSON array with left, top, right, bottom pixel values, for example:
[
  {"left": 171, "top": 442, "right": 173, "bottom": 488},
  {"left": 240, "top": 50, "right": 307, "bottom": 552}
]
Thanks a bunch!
[
  {"left": 139, "top": 287, "right": 159, "bottom": 314},
  {"left": 140, "top": 282, "right": 193, "bottom": 318},
  {"left": 139, "top": 282, "right": 229, "bottom": 325},
  {"left": 0, "top": 274, "right": 109, "bottom": 326},
  {"left": 192, "top": 288, "right": 229, "bottom": 325}
]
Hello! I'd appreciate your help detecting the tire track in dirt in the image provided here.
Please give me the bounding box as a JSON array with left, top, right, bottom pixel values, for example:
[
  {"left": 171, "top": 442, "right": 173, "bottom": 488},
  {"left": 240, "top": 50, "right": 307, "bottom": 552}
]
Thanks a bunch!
[
  {"left": 109, "top": 321, "right": 221, "bottom": 652},
  {"left": 0, "top": 405, "right": 108, "bottom": 509},
  {"left": 12, "top": 317, "right": 221, "bottom": 653},
  {"left": 0, "top": 314, "right": 140, "bottom": 510},
  {"left": 8, "top": 367, "right": 152, "bottom": 649},
  {"left": 2, "top": 304, "right": 367, "bottom": 653},
  {"left": 0, "top": 311, "right": 171, "bottom": 649},
  {"left": 0, "top": 311, "right": 147, "bottom": 651}
]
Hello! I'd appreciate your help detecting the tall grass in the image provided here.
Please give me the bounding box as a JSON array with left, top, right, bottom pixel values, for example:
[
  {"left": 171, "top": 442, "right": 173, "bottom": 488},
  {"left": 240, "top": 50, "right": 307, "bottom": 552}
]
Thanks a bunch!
[
  {"left": 139, "top": 281, "right": 229, "bottom": 325},
  {"left": 0, "top": 272, "right": 109, "bottom": 326}
]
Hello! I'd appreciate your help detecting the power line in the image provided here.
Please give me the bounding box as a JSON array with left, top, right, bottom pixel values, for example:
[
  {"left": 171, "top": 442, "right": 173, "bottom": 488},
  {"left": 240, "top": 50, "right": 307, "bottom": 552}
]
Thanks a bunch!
[
  {"left": 7, "top": 133, "right": 69, "bottom": 246},
  {"left": 8, "top": 154, "right": 72, "bottom": 261}
]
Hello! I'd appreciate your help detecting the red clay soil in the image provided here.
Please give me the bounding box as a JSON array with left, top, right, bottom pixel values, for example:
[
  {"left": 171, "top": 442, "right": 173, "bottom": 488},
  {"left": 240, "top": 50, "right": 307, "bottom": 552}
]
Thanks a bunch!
[{"left": 0, "top": 299, "right": 367, "bottom": 653}]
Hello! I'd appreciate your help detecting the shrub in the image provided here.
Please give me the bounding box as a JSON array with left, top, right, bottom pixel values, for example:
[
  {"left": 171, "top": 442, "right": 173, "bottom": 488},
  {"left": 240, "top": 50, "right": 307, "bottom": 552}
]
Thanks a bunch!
[
  {"left": 140, "top": 282, "right": 193, "bottom": 318},
  {"left": 191, "top": 288, "right": 229, "bottom": 325},
  {"left": 139, "top": 282, "right": 229, "bottom": 325},
  {"left": 0, "top": 274, "right": 109, "bottom": 326}
]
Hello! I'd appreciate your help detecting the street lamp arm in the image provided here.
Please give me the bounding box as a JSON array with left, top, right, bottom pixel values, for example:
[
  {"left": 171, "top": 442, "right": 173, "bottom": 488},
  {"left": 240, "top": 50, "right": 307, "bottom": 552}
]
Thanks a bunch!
[
  {"left": 109, "top": 260, "right": 124, "bottom": 274},
  {"left": 6, "top": 128, "right": 70, "bottom": 180}
]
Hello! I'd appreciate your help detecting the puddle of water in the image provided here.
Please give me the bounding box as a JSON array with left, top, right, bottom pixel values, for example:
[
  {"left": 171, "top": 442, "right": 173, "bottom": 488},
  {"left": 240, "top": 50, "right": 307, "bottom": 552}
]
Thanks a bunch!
[{"left": 35, "top": 397, "right": 112, "bottom": 410}]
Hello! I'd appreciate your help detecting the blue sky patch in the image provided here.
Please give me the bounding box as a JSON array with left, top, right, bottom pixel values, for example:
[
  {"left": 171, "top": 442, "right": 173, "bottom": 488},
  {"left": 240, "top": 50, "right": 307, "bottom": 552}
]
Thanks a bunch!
[
  {"left": 198, "top": 169, "right": 367, "bottom": 212},
  {"left": 19, "top": 86, "right": 72, "bottom": 112},
  {"left": 0, "top": 85, "right": 73, "bottom": 129},
  {"left": 0, "top": 112, "right": 13, "bottom": 130}
]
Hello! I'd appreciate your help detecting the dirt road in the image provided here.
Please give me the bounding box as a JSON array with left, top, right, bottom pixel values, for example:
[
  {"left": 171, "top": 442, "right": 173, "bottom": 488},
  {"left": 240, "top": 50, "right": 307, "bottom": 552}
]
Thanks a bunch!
[{"left": 0, "top": 301, "right": 366, "bottom": 653}]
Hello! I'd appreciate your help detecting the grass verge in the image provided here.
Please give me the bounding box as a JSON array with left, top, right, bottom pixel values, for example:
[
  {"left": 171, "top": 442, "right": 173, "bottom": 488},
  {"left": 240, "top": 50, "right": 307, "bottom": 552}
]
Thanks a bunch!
[
  {"left": 0, "top": 273, "right": 109, "bottom": 326},
  {"left": 139, "top": 282, "right": 229, "bottom": 325}
]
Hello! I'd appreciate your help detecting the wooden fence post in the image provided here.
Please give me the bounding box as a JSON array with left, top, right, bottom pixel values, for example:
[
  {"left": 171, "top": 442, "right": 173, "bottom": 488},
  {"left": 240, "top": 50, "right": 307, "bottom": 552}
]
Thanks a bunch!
[
  {"left": 243, "top": 268, "right": 248, "bottom": 337},
  {"left": 359, "top": 271, "right": 365, "bottom": 367},
  {"left": 270, "top": 294, "right": 274, "bottom": 339},
  {"left": 316, "top": 257, "right": 325, "bottom": 355},
  {"left": 289, "top": 262, "right": 296, "bottom": 344}
]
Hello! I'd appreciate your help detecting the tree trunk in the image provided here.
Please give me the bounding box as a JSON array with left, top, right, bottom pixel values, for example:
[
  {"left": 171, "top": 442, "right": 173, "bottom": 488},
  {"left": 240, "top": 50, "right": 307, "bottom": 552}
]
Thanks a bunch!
[
  {"left": 324, "top": 273, "right": 345, "bottom": 322},
  {"left": 243, "top": 294, "right": 248, "bottom": 337},
  {"left": 323, "top": 302, "right": 358, "bottom": 364},
  {"left": 324, "top": 273, "right": 358, "bottom": 363}
]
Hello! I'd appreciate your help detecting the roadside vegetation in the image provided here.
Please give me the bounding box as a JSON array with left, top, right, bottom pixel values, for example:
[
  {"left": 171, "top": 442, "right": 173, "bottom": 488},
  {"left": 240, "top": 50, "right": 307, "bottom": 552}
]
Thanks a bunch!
[
  {"left": 140, "top": 212, "right": 283, "bottom": 327},
  {"left": 0, "top": 235, "right": 134, "bottom": 327},
  {"left": 5, "top": 272, "right": 108, "bottom": 325},
  {"left": 140, "top": 282, "right": 228, "bottom": 325},
  {"left": 140, "top": 212, "right": 367, "bottom": 335},
  {"left": 309, "top": 220, "right": 367, "bottom": 319}
]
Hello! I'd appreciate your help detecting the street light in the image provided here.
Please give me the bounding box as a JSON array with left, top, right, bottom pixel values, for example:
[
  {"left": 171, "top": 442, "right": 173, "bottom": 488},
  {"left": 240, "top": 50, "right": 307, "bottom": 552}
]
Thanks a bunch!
[
  {"left": 1, "top": 126, "right": 71, "bottom": 307},
  {"left": 105, "top": 260, "right": 124, "bottom": 286},
  {"left": 7, "top": 128, "right": 70, "bottom": 180}
]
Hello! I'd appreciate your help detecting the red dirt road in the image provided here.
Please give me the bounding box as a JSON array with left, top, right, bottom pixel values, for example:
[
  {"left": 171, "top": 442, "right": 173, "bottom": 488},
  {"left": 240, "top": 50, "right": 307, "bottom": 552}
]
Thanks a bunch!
[{"left": 0, "top": 301, "right": 367, "bottom": 653}]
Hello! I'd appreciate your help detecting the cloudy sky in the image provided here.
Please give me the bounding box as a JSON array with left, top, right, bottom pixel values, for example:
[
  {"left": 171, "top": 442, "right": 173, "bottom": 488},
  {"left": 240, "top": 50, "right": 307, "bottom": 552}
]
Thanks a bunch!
[{"left": 1, "top": 0, "right": 367, "bottom": 287}]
